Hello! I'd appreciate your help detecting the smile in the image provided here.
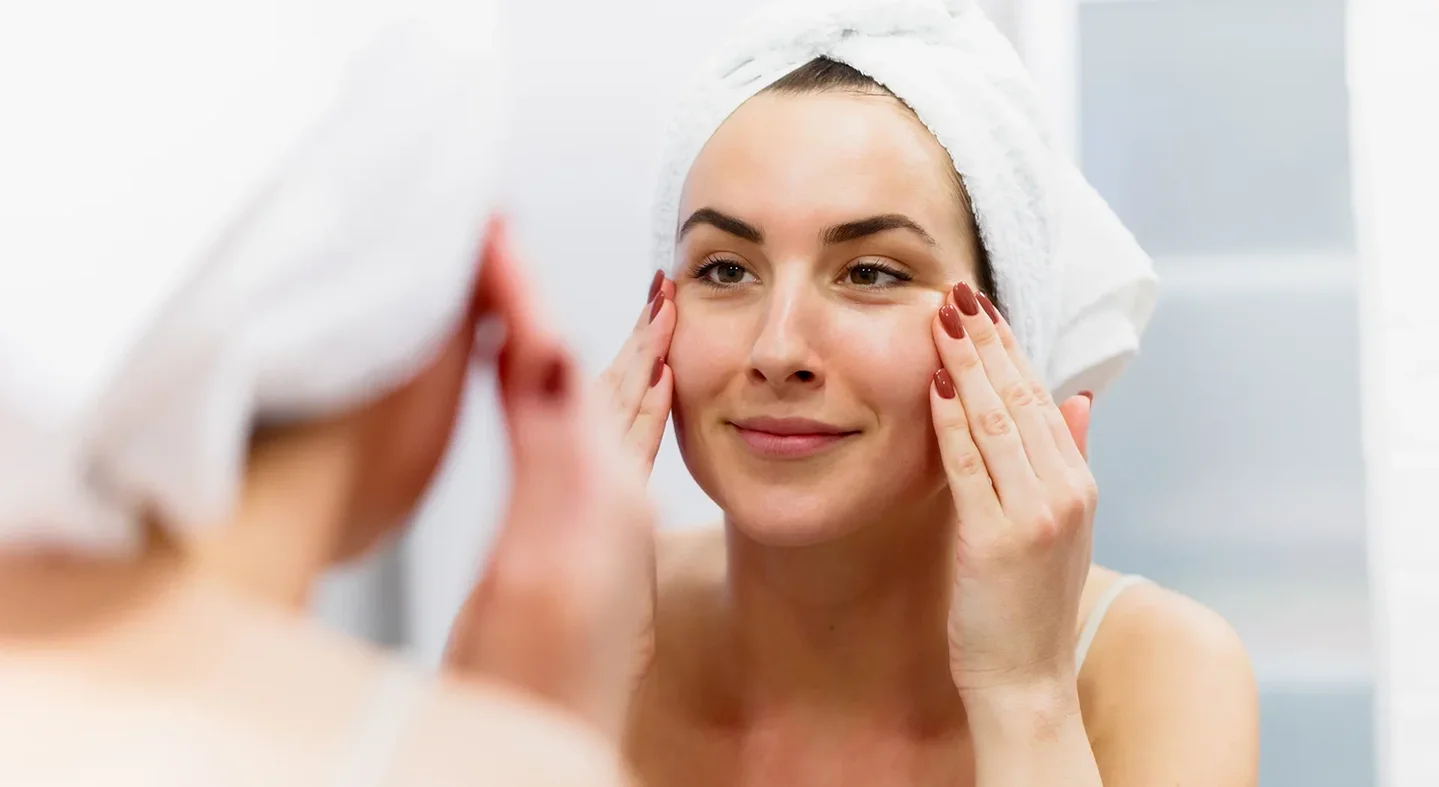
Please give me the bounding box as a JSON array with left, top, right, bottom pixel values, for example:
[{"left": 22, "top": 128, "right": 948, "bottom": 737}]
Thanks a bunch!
[{"left": 727, "top": 417, "right": 861, "bottom": 460}]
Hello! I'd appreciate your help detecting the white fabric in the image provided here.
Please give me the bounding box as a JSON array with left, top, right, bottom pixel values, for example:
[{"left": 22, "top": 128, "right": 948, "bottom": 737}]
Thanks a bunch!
[
  {"left": 327, "top": 661, "right": 431, "bottom": 787},
  {"left": 0, "top": 0, "right": 511, "bottom": 557},
  {"left": 1074, "top": 574, "right": 1150, "bottom": 672},
  {"left": 649, "top": 0, "right": 1156, "bottom": 399}
]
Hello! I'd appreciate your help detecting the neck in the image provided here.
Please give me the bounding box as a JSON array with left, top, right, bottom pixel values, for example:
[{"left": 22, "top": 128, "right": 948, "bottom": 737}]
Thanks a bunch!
[
  {"left": 0, "top": 421, "right": 358, "bottom": 641},
  {"left": 722, "top": 490, "right": 964, "bottom": 735},
  {"left": 188, "top": 420, "right": 359, "bottom": 609}
]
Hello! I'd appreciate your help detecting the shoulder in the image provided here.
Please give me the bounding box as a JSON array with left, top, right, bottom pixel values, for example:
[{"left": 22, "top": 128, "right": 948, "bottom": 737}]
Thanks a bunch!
[
  {"left": 394, "top": 673, "right": 634, "bottom": 787},
  {"left": 1078, "top": 568, "right": 1259, "bottom": 786}
]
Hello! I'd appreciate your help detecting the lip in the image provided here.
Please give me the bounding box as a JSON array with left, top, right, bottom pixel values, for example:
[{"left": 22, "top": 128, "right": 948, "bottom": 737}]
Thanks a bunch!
[{"left": 728, "top": 417, "right": 860, "bottom": 459}]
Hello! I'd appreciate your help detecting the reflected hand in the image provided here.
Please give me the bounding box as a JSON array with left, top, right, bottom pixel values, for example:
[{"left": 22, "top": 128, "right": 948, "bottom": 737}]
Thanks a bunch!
[
  {"left": 592, "top": 270, "right": 676, "bottom": 688},
  {"left": 597, "top": 270, "right": 677, "bottom": 475},
  {"left": 444, "top": 223, "right": 656, "bottom": 742},
  {"left": 929, "top": 282, "right": 1095, "bottom": 703}
]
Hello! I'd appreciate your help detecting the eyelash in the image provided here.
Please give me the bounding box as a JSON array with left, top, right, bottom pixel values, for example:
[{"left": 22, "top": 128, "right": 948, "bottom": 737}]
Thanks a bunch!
[{"left": 689, "top": 257, "right": 914, "bottom": 289}]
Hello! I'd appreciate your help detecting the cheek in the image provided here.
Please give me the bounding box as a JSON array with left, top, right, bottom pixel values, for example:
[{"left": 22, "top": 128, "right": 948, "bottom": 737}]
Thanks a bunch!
[
  {"left": 826, "top": 308, "right": 940, "bottom": 415},
  {"left": 668, "top": 304, "right": 747, "bottom": 409}
]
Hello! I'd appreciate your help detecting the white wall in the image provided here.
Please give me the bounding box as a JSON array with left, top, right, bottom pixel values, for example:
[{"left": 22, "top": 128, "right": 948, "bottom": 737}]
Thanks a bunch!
[{"left": 1350, "top": 2, "right": 1439, "bottom": 784}]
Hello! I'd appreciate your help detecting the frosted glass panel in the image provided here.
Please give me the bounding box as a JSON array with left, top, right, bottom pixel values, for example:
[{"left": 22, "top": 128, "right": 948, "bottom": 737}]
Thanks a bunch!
[
  {"left": 1076, "top": 1, "right": 1370, "bottom": 784},
  {"left": 1079, "top": 0, "right": 1353, "bottom": 256},
  {"left": 1088, "top": 271, "right": 1365, "bottom": 579}
]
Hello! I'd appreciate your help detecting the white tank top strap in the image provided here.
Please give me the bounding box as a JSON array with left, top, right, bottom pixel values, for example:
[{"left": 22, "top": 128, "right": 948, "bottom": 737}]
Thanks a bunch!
[
  {"left": 328, "top": 659, "right": 432, "bottom": 787},
  {"left": 1074, "top": 574, "right": 1151, "bottom": 673}
]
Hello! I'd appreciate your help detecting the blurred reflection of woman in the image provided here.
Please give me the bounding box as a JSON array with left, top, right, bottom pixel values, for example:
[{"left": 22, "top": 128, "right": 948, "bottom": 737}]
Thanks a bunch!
[{"left": 0, "top": 4, "right": 651, "bottom": 785}]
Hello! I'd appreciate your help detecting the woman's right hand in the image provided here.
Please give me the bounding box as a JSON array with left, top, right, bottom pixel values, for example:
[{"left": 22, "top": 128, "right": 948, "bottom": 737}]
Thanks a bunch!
[{"left": 596, "top": 270, "right": 677, "bottom": 475}]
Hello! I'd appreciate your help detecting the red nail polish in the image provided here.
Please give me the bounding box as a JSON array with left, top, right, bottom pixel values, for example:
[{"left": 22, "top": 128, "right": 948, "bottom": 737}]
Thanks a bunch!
[
  {"left": 540, "top": 357, "right": 569, "bottom": 400},
  {"left": 938, "top": 305, "right": 965, "bottom": 339},
  {"left": 647, "top": 270, "right": 665, "bottom": 303},
  {"left": 1080, "top": 390, "right": 1093, "bottom": 403},
  {"left": 934, "top": 369, "right": 957, "bottom": 399},
  {"left": 952, "top": 282, "right": 980, "bottom": 316},
  {"left": 977, "top": 292, "right": 1000, "bottom": 324},
  {"left": 650, "top": 358, "right": 665, "bottom": 387},
  {"left": 649, "top": 291, "right": 665, "bottom": 323}
]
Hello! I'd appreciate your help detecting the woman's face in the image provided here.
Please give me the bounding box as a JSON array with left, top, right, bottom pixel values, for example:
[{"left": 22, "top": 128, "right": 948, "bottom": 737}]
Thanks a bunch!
[{"left": 671, "top": 89, "right": 985, "bottom": 545}]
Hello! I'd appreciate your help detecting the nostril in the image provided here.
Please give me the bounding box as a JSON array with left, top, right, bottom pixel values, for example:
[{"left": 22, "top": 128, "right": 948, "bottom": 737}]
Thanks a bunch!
[{"left": 793, "top": 370, "right": 815, "bottom": 383}]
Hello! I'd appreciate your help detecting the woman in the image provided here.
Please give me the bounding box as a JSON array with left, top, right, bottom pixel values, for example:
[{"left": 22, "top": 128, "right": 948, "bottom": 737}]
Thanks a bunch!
[
  {"left": 597, "top": 7, "right": 1260, "bottom": 785},
  {"left": 0, "top": 6, "right": 647, "bottom": 785}
]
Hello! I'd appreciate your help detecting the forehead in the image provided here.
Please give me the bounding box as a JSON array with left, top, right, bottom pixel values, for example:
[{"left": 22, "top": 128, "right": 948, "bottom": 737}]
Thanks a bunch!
[{"left": 681, "top": 90, "right": 962, "bottom": 238}]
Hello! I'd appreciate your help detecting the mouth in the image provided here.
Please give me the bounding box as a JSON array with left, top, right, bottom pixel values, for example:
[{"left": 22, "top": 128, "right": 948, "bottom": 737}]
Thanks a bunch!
[{"left": 727, "top": 417, "right": 861, "bottom": 460}]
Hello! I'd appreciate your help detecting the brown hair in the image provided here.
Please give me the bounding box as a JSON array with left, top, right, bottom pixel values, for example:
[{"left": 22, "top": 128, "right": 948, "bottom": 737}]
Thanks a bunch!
[{"left": 763, "top": 57, "right": 1000, "bottom": 312}]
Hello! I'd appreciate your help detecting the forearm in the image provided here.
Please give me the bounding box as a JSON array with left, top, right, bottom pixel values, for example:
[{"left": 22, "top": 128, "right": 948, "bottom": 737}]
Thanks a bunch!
[{"left": 963, "top": 681, "right": 1104, "bottom": 787}]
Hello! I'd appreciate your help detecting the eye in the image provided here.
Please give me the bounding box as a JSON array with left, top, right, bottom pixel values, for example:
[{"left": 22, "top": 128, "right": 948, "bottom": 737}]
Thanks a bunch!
[
  {"left": 844, "top": 261, "right": 911, "bottom": 288},
  {"left": 695, "top": 259, "right": 756, "bottom": 287}
]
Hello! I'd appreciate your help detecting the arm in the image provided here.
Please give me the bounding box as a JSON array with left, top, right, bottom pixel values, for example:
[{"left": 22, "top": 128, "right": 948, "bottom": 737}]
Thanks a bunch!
[{"left": 963, "top": 680, "right": 1102, "bottom": 787}]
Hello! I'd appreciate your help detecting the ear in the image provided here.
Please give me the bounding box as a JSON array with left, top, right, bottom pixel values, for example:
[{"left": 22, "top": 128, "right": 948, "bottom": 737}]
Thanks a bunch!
[{"left": 1059, "top": 392, "right": 1092, "bottom": 461}]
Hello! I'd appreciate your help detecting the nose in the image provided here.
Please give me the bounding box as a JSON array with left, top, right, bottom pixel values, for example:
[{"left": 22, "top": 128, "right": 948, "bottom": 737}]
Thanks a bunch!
[{"left": 747, "top": 280, "right": 823, "bottom": 392}]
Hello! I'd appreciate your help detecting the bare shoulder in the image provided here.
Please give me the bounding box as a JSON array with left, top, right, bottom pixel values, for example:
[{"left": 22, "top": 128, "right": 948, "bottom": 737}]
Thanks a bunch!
[
  {"left": 392, "top": 675, "right": 632, "bottom": 787},
  {"left": 1079, "top": 567, "right": 1260, "bottom": 787}
]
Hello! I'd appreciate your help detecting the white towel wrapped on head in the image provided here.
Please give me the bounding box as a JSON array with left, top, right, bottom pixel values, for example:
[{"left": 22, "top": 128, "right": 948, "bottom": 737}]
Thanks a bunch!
[
  {"left": 0, "top": 0, "right": 511, "bottom": 557},
  {"left": 650, "top": 0, "right": 1156, "bottom": 399}
]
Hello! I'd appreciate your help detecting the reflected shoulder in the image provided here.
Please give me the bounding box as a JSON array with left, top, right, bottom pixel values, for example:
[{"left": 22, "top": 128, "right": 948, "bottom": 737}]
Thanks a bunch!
[
  {"left": 396, "top": 674, "right": 632, "bottom": 787},
  {"left": 1079, "top": 572, "right": 1260, "bottom": 787}
]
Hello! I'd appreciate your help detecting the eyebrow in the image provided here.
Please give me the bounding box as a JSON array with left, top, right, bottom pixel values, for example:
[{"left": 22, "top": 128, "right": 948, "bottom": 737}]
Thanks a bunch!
[{"left": 678, "top": 208, "right": 936, "bottom": 247}]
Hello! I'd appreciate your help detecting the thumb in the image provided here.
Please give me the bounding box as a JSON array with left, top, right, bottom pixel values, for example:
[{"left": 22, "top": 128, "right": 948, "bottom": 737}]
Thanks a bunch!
[{"left": 1059, "top": 392, "right": 1093, "bottom": 461}]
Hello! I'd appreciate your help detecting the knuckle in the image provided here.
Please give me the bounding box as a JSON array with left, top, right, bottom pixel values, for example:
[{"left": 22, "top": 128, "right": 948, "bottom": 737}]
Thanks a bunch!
[
  {"left": 1026, "top": 506, "right": 1064, "bottom": 546},
  {"left": 952, "top": 348, "right": 984, "bottom": 374},
  {"left": 936, "top": 412, "right": 972, "bottom": 439},
  {"left": 1000, "top": 382, "right": 1035, "bottom": 409},
  {"left": 951, "top": 450, "right": 987, "bottom": 478},
  {"left": 973, "top": 326, "right": 1004, "bottom": 349},
  {"left": 977, "top": 409, "right": 1012, "bottom": 437},
  {"left": 1029, "top": 381, "right": 1054, "bottom": 409}
]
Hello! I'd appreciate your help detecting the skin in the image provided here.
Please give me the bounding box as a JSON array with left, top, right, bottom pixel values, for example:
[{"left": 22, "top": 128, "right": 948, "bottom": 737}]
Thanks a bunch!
[
  {"left": 606, "top": 90, "right": 1260, "bottom": 786},
  {"left": 0, "top": 223, "right": 647, "bottom": 787}
]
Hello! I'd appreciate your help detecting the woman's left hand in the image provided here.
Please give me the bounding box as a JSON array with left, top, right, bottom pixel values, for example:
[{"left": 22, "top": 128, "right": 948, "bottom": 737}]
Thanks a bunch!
[{"left": 929, "top": 281, "right": 1096, "bottom": 704}]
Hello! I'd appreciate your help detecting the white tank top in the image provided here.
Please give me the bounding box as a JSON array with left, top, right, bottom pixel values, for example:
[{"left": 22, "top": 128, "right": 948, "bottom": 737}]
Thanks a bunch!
[
  {"left": 1074, "top": 574, "right": 1150, "bottom": 672},
  {"left": 326, "top": 662, "right": 431, "bottom": 787}
]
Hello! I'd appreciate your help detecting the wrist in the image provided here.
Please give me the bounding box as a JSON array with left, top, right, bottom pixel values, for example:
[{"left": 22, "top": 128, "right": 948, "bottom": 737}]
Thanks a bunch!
[{"left": 959, "top": 677, "right": 1082, "bottom": 740}]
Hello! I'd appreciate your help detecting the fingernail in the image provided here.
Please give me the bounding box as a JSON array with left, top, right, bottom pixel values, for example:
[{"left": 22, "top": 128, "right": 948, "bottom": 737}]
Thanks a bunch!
[
  {"left": 1080, "top": 390, "right": 1093, "bottom": 403},
  {"left": 649, "top": 291, "right": 665, "bottom": 323},
  {"left": 938, "top": 305, "right": 965, "bottom": 339},
  {"left": 977, "top": 292, "right": 1000, "bottom": 324},
  {"left": 650, "top": 358, "right": 665, "bottom": 387},
  {"left": 952, "top": 282, "right": 980, "bottom": 316},
  {"left": 934, "top": 369, "right": 956, "bottom": 399},
  {"left": 540, "top": 356, "right": 570, "bottom": 401},
  {"left": 647, "top": 269, "right": 665, "bottom": 303}
]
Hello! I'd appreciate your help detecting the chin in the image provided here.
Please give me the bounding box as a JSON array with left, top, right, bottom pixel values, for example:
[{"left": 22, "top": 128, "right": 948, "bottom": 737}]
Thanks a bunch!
[{"left": 723, "top": 488, "right": 862, "bottom": 547}]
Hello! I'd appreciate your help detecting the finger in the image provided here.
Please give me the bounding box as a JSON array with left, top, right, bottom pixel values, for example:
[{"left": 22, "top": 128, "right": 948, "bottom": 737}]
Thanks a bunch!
[
  {"left": 976, "top": 290, "right": 1086, "bottom": 470},
  {"left": 1058, "top": 393, "right": 1092, "bottom": 461},
  {"left": 609, "top": 286, "right": 675, "bottom": 428},
  {"left": 930, "top": 368, "right": 1005, "bottom": 526},
  {"left": 932, "top": 290, "right": 1039, "bottom": 507},
  {"left": 947, "top": 283, "right": 1068, "bottom": 483},
  {"left": 598, "top": 274, "right": 673, "bottom": 409},
  {"left": 624, "top": 360, "right": 673, "bottom": 474}
]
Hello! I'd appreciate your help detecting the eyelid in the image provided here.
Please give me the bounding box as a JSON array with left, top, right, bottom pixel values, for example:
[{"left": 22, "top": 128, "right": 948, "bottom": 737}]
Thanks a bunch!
[{"left": 842, "top": 257, "right": 913, "bottom": 283}]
